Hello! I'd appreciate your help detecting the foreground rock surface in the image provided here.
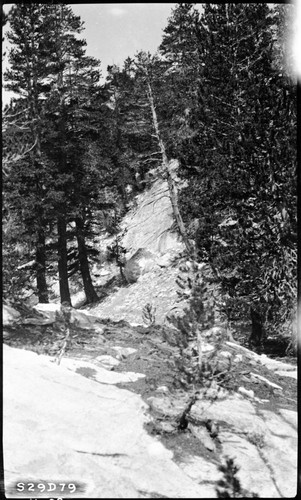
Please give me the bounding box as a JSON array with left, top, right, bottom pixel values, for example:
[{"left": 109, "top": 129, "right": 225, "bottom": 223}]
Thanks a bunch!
[
  {"left": 3, "top": 304, "right": 21, "bottom": 325},
  {"left": 189, "top": 393, "right": 297, "bottom": 497},
  {"left": 4, "top": 335, "right": 297, "bottom": 499},
  {"left": 3, "top": 345, "right": 215, "bottom": 498}
]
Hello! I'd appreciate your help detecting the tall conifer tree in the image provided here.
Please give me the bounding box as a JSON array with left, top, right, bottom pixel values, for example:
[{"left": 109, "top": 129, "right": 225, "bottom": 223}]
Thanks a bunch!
[
  {"left": 4, "top": 3, "right": 104, "bottom": 304},
  {"left": 4, "top": 4, "right": 54, "bottom": 302},
  {"left": 160, "top": 3, "right": 296, "bottom": 336}
]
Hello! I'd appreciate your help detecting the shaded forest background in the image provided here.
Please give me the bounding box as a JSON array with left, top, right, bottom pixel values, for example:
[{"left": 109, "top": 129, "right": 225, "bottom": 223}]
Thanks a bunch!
[{"left": 2, "top": 4, "right": 297, "bottom": 351}]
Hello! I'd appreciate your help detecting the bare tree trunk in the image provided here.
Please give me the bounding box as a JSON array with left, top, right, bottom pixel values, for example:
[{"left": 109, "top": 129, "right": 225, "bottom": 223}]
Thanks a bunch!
[
  {"left": 57, "top": 215, "right": 71, "bottom": 305},
  {"left": 31, "top": 55, "right": 49, "bottom": 303},
  {"left": 145, "top": 77, "right": 193, "bottom": 255},
  {"left": 55, "top": 53, "right": 72, "bottom": 306},
  {"left": 75, "top": 217, "right": 99, "bottom": 304},
  {"left": 36, "top": 228, "right": 49, "bottom": 303}
]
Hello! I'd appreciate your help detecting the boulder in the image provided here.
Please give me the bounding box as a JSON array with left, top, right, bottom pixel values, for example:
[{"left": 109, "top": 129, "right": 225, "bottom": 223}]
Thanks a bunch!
[
  {"left": 124, "top": 248, "right": 157, "bottom": 283},
  {"left": 95, "top": 355, "right": 120, "bottom": 370},
  {"left": 156, "top": 251, "right": 178, "bottom": 268},
  {"left": 189, "top": 393, "right": 267, "bottom": 434},
  {"left": 34, "top": 303, "right": 104, "bottom": 333},
  {"left": 3, "top": 304, "right": 21, "bottom": 325},
  {"left": 111, "top": 346, "right": 137, "bottom": 359},
  {"left": 147, "top": 393, "right": 190, "bottom": 420},
  {"left": 188, "top": 424, "right": 216, "bottom": 451}
]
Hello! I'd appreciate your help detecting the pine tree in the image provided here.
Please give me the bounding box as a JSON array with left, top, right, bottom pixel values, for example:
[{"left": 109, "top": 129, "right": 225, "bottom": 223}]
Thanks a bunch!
[
  {"left": 104, "top": 65, "right": 135, "bottom": 203},
  {"left": 164, "top": 3, "right": 297, "bottom": 339},
  {"left": 158, "top": 3, "right": 202, "bottom": 161},
  {"left": 4, "top": 3, "right": 105, "bottom": 305},
  {"left": 48, "top": 4, "right": 105, "bottom": 305},
  {"left": 105, "top": 61, "right": 161, "bottom": 195},
  {"left": 38, "top": 4, "right": 91, "bottom": 304},
  {"left": 4, "top": 4, "right": 55, "bottom": 302}
]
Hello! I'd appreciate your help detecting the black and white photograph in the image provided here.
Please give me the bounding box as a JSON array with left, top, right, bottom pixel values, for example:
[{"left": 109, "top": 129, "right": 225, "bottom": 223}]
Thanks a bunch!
[{"left": 2, "top": 2, "right": 298, "bottom": 498}]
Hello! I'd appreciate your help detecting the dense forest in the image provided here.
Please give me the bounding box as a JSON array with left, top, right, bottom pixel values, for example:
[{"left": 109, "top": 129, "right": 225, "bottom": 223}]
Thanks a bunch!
[{"left": 2, "top": 4, "right": 297, "bottom": 351}]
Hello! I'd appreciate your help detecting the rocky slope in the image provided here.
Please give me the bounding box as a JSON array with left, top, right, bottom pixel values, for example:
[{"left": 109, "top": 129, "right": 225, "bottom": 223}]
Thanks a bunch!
[
  {"left": 3, "top": 167, "right": 298, "bottom": 498},
  {"left": 3, "top": 306, "right": 297, "bottom": 498},
  {"left": 85, "top": 171, "right": 188, "bottom": 324}
]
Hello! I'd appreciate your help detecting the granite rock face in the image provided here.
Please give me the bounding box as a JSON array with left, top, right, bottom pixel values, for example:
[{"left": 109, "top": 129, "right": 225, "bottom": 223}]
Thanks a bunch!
[
  {"left": 3, "top": 345, "right": 214, "bottom": 499},
  {"left": 188, "top": 392, "right": 297, "bottom": 497},
  {"left": 121, "top": 172, "right": 184, "bottom": 258},
  {"left": 3, "top": 304, "right": 21, "bottom": 325},
  {"left": 88, "top": 175, "right": 187, "bottom": 324}
]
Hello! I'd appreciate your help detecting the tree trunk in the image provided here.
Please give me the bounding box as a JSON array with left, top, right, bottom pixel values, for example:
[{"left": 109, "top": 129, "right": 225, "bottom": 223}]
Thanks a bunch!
[
  {"left": 32, "top": 57, "right": 49, "bottom": 303},
  {"left": 75, "top": 217, "right": 99, "bottom": 304},
  {"left": 36, "top": 228, "right": 49, "bottom": 303},
  {"left": 57, "top": 215, "right": 71, "bottom": 305},
  {"left": 249, "top": 307, "right": 264, "bottom": 352},
  {"left": 145, "top": 77, "right": 193, "bottom": 256}
]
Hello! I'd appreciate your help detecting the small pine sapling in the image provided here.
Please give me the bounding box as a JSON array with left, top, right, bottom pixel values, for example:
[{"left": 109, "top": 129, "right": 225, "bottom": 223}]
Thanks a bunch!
[
  {"left": 107, "top": 230, "right": 127, "bottom": 282},
  {"left": 166, "top": 259, "right": 217, "bottom": 386},
  {"left": 142, "top": 302, "right": 156, "bottom": 326},
  {"left": 216, "top": 458, "right": 242, "bottom": 498},
  {"left": 216, "top": 458, "right": 259, "bottom": 498},
  {"left": 169, "top": 260, "right": 215, "bottom": 351}
]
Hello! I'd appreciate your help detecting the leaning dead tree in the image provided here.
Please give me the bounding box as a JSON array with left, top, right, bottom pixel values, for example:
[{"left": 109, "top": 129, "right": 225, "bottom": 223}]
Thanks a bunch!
[{"left": 135, "top": 53, "right": 193, "bottom": 256}]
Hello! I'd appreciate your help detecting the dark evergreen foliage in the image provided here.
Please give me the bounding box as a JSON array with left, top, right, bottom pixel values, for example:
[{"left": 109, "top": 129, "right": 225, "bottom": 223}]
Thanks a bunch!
[
  {"left": 3, "top": 3, "right": 296, "bottom": 346},
  {"left": 4, "top": 4, "right": 111, "bottom": 304},
  {"left": 159, "top": 3, "right": 296, "bottom": 342}
]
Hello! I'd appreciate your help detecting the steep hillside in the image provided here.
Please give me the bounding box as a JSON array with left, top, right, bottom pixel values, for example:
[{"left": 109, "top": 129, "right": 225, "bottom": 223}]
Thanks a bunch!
[
  {"left": 86, "top": 168, "right": 188, "bottom": 325},
  {"left": 3, "top": 162, "right": 298, "bottom": 500}
]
